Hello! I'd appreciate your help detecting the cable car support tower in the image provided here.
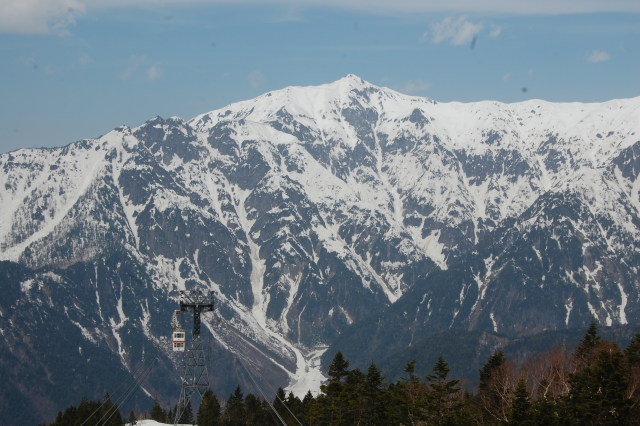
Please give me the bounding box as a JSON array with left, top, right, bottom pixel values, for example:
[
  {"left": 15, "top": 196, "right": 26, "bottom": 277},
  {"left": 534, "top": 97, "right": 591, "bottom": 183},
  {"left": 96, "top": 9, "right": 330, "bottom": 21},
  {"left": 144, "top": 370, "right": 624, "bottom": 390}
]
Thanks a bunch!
[{"left": 173, "top": 290, "right": 215, "bottom": 425}]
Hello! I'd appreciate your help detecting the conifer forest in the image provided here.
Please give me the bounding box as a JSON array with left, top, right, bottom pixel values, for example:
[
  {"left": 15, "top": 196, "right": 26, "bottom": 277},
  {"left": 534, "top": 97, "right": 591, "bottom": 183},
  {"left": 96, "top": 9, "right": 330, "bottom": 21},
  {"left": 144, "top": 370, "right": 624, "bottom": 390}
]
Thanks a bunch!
[{"left": 45, "top": 324, "right": 640, "bottom": 425}]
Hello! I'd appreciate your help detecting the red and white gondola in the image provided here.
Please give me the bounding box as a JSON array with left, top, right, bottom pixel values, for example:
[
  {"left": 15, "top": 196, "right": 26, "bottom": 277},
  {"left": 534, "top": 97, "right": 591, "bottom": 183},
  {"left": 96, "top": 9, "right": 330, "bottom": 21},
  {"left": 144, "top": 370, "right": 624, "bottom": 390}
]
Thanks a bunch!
[{"left": 172, "top": 328, "right": 186, "bottom": 352}]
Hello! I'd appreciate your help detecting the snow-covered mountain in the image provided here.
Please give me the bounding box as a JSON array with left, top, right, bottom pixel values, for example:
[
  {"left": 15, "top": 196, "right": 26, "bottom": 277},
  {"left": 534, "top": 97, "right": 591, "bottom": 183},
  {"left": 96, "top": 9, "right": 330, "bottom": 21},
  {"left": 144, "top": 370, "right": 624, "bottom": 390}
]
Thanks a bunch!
[{"left": 1, "top": 74, "right": 639, "bottom": 424}]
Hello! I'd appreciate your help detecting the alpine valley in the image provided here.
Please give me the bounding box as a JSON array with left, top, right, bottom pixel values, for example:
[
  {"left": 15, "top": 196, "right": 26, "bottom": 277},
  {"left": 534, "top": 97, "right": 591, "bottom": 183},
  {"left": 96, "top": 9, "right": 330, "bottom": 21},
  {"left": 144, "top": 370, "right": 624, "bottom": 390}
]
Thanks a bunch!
[{"left": 1, "top": 75, "right": 639, "bottom": 424}]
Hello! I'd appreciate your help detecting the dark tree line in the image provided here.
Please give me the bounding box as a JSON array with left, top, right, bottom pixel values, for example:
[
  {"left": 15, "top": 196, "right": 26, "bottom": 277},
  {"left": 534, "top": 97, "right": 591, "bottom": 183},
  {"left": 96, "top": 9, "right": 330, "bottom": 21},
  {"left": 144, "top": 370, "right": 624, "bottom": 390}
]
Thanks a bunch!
[
  {"left": 41, "top": 393, "right": 123, "bottom": 426},
  {"left": 45, "top": 323, "right": 640, "bottom": 425},
  {"left": 190, "top": 323, "right": 640, "bottom": 425}
]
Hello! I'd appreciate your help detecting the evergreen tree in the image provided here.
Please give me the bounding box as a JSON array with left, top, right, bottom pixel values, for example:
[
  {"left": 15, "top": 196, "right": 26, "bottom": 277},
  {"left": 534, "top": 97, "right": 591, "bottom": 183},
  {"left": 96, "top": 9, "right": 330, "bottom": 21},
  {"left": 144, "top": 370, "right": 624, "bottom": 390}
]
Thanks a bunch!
[
  {"left": 327, "top": 352, "right": 350, "bottom": 383},
  {"left": 98, "top": 393, "right": 124, "bottom": 426},
  {"left": 46, "top": 396, "right": 123, "bottom": 426},
  {"left": 426, "top": 355, "right": 461, "bottom": 425},
  {"left": 308, "top": 393, "right": 331, "bottom": 426},
  {"left": 222, "top": 385, "right": 246, "bottom": 426},
  {"left": 76, "top": 398, "right": 101, "bottom": 425},
  {"left": 530, "top": 377, "right": 560, "bottom": 426},
  {"left": 245, "top": 393, "right": 274, "bottom": 425},
  {"left": 509, "top": 377, "right": 532, "bottom": 425},
  {"left": 532, "top": 394, "right": 559, "bottom": 426},
  {"left": 150, "top": 399, "right": 168, "bottom": 423},
  {"left": 341, "top": 368, "right": 366, "bottom": 425},
  {"left": 273, "top": 388, "right": 302, "bottom": 425},
  {"left": 365, "top": 362, "right": 384, "bottom": 394},
  {"left": 176, "top": 400, "right": 194, "bottom": 425},
  {"left": 318, "top": 352, "right": 352, "bottom": 425},
  {"left": 625, "top": 333, "right": 640, "bottom": 366},
  {"left": 285, "top": 391, "right": 304, "bottom": 425},
  {"left": 574, "top": 320, "right": 601, "bottom": 367},
  {"left": 50, "top": 403, "right": 78, "bottom": 425},
  {"left": 273, "top": 387, "right": 287, "bottom": 417},
  {"left": 393, "top": 359, "right": 425, "bottom": 425},
  {"left": 301, "top": 390, "right": 315, "bottom": 425},
  {"left": 302, "top": 390, "right": 314, "bottom": 405},
  {"left": 54, "top": 410, "right": 64, "bottom": 425},
  {"left": 198, "top": 389, "right": 221, "bottom": 426},
  {"left": 363, "top": 362, "right": 387, "bottom": 424},
  {"left": 625, "top": 333, "right": 640, "bottom": 420},
  {"left": 128, "top": 409, "right": 137, "bottom": 425},
  {"left": 566, "top": 341, "right": 630, "bottom": 424},
  {"left": 477, "top": 349, "right": 512, "bottom": 424},
  {"left": 479, "top": 350, "right": 506, "bottom": 391}
]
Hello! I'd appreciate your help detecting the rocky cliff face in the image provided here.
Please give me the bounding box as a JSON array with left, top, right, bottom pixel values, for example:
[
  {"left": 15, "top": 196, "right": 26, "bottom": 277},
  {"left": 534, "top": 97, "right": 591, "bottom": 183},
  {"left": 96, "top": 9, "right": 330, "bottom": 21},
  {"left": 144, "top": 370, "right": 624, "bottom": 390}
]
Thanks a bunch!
[{"left": 1, "top": 75, "right": 639, "bottom": 424}]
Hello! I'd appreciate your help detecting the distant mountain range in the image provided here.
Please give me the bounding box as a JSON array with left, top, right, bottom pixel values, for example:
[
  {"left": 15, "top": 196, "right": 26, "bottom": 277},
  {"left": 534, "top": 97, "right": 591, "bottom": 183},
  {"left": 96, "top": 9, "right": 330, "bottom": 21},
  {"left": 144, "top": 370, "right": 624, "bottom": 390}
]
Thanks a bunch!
[{"left": 1, "top": 75, "right": 639, "bottom": 424}]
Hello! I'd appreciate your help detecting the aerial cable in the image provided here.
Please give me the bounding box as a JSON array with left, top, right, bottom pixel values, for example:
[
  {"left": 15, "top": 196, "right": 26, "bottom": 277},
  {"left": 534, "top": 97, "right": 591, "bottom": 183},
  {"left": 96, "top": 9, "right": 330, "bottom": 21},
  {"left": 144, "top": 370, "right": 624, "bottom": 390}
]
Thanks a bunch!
[
  {"left": 239, "top": 359, "right": 288, "bottom": 426},
  {"left": 238, "top": 359, "right": 289, "bottom": 426},
  {"left": 98, "top": 358, "right": 157, "bottom": 426},
  {"left": 241, "top": 358, "right": 304, "bottom": 426},
  {"left": 79, "top": 358, "right": 153, "bottom": 426},
  {"left": 271, "top": 386, "right": 305, "bottom": 426},
  {"left": 98, "top": 357, "right": 158, "bottom": 425},
  {"left": 239, "top": 358, "right": 306, "bottom": 426},
  {"left": 94, "top": 357, "right": 157, "bottom": 426},
  {"left": 78, "top": 394, "right": 115, "bottom": 426},
  {"left": 100, "top": 362, "right": 156, "bottom": 426},
  {"left": 96, "top": 357, "right": 158, "bottom": 426}
]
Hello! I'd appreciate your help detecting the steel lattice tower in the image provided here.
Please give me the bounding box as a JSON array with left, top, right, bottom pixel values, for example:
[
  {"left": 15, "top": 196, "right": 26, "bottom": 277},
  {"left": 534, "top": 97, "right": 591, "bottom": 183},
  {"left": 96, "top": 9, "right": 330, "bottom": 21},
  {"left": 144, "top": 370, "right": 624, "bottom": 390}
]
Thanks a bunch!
[{"left": 174, "top": 290, "right": 215, "bottom": 425}]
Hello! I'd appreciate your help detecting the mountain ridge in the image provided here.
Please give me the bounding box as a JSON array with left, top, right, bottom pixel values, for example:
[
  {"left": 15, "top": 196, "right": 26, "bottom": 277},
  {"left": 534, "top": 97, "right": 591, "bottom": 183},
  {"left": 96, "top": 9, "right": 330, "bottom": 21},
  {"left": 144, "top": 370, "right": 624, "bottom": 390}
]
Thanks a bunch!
[{"left": 1, "top": 75, "right": 639, "bottom": 424}]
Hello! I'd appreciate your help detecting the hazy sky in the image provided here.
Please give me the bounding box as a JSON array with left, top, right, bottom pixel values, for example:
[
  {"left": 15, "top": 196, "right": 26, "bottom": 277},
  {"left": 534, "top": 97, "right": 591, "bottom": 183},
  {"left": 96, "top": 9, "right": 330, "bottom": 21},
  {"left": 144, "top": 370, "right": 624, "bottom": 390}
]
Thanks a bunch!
[{"left": 1, "top": 0, "right": 639, "bottom": 153}]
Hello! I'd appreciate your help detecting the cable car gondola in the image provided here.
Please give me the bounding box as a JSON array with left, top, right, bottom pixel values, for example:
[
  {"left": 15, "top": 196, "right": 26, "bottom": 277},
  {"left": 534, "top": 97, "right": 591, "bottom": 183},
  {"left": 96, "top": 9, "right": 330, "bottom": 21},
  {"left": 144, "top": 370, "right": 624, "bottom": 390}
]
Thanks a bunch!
[
  {"left": 172, "top": 329, "right": 186, "bottom": 352},
  {"left": 171, "top": 310, "right": 185, "bottom": 352}
]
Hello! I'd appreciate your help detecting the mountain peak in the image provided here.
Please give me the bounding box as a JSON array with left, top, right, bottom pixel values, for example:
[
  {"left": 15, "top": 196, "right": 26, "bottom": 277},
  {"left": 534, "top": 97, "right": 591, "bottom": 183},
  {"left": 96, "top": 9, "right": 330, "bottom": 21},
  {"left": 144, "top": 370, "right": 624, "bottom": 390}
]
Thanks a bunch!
[
  {"left": 333, "top": 73, "right": 373, "bottom": 92},
  {"left": 339, "top": 73, "right": 366, "bottom": 84}
]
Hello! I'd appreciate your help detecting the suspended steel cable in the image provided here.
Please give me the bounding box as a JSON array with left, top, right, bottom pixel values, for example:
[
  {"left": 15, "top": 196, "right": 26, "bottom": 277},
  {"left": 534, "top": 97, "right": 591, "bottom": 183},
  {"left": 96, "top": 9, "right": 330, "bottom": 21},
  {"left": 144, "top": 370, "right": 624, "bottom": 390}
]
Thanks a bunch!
[
  {"left": 79, "top": 357, "right": 153, "bottom": 426},
  {"left": 112, "top": 357, "right": 159, "bottom": 424},
  {"left": 241, "top": 358, "right": 305, "bottom": 426},
  {"left": 238, "top": 359, "right": 288, "bottom": 426},
  {"left": 78, "top": 394, "right": 115, "bottom": 426},
  {"left": 271, "top": 386, "right": 305, "bottom": 426},
  {"left": 99, "top": 358, "right": 157, "bottom": 426},
  {"left": 94, "top": 357, "right": 158, "bottom": 426},
  {"left": 238, "top": 358, "right": 306, "bottom": 426},
  {"left": 96, "top": 357, "right": 158, "bottom": 426}
]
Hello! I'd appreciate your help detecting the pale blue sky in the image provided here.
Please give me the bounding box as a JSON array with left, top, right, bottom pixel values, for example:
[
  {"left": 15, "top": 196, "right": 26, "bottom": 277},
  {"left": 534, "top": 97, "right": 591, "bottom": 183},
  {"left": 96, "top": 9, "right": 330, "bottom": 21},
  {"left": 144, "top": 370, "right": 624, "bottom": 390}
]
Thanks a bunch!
[{"left": 1, "top": 1, "right": 639, "bottom": 153}]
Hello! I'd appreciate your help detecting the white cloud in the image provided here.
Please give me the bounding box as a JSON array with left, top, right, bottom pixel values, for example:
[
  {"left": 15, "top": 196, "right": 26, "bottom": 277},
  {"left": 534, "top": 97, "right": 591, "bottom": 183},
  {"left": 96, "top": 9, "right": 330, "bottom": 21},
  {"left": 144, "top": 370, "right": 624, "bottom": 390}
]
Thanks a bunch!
[
  {"left": 308, "top": 0, "right": 640, "bottom": 14},
  {"left": 77, "top": 54, "right": 91, "bottom": 66},
  {"left": 2, "top": 1, "right": 640, "bottom": 35},
  {"left": 271, "top": 5, "right": 306, "bottom": 22},
  {"left": 248, "top": 70, "right": 266, "bottom": 88},
  {"left": 587, "top": 50, "right": 611, "bottom": 63},
  {"left": 489, "top": 25, "right": 502, "bottom": 38},
  {"left": 120, "top": 56, "right": 163, "bottom": 81},
  {"left": 22, "top": 56, "right": 55, "bottom": 75},
  {"left": 0, "top": 0, "right": 640, "bottom": 35},
  {"left": 146, "top": 66, "right": 163, "bottom": 81},
  {"left": 120, "top": 55, "right": 146, "bottom": 80},
  {"left": 396, "top": 79, "right": 431, "bottom": 95},
  {"left": 424, "top": 16, "right": 484, "bottom": 46},
  {"left": 0, "top": 0, "right": 84, "bottom": 35},
  {"left": 92, "top": 0, "right": 640, "bottom": 15}
]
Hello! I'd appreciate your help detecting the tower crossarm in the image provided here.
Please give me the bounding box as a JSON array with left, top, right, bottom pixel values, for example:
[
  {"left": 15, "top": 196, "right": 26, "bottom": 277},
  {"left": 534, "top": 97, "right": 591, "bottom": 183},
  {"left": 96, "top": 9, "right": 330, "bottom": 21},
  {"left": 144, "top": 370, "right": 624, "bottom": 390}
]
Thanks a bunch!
[{"left": 178, "top": 290, "right": 214, "bottom": 336}]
